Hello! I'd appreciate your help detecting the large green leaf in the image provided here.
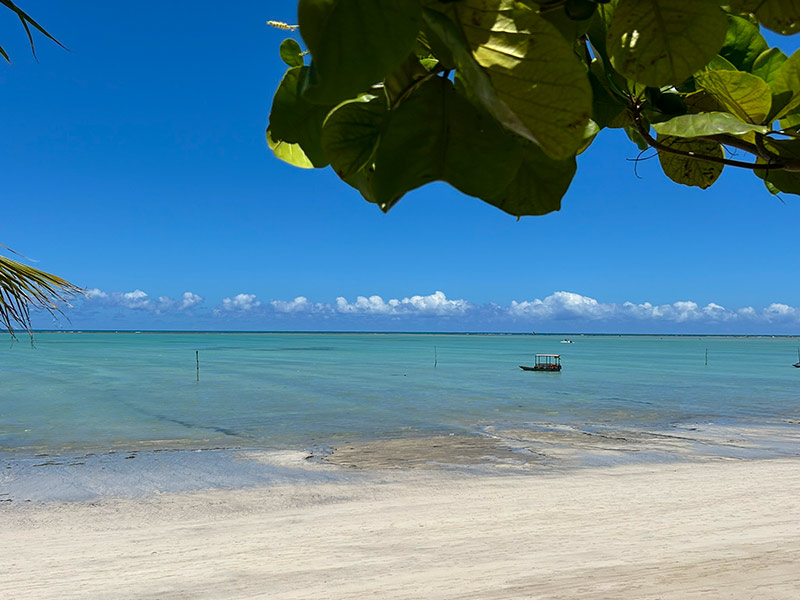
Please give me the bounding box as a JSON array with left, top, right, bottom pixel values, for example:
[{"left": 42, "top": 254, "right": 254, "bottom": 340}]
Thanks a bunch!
[
  {"left": 485, "top": 142, "right": 577, "bottom": 216},
  {"left": 653, "top": 111, "right": 769, "bottom": 137},
  {"left": 369, "top": 77, "right": 523, "bottom": 211},
  {"left": 752, "top": 48, "right": 788, "bottom": 85},
  {"left": 422, "top": 7, "right": 534, "bottom": 144},
  {"left": 268, "top": 67, "right": 332, "bottom": 167},
  {"left": 769, "top": 49, "right": 800, "bottom": 121},
  {"left": 755, "top": 167, "right": 800, "bottom": 195},
  {"left": 452, "top": 0, "right": 592, "bottom": 159},
  {"left": 754, "top": 138, "right": 800, "bottom": 195},
  {"left": 746, "top": 0, "right": 800, "bottom": 35},
  {"left": 719, "top": 15, "right": 768, "bottom": 73},
  {"left": 607, "top": 0, "right": 727, "bottom": 87},
  {"left": 588, "top": 65, "right": 628, "bottom": 129},
  {"left": 298, "top": 0, "right": 422, "bottom": 104},
  {"left": 656, "top": 135, "right": 724, "bottom": 189},
  {"left": 695, "top": 70, "right": 772, "bottom": 124},
  {"left": 540, "top": 1, "right": 595, "bottom": 42},
  {"left": 321, "top": 95, "right": 386, "bottom": 178}
]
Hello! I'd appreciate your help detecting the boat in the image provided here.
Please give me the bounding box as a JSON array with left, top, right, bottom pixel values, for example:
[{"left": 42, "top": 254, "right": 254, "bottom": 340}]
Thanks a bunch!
[
  {"left": 520, "top": 354, "right": 562, "bottom": 372},
  {"left": 794, "top": 348, "right": 800, "bottom": 368},
  {"left": 560, "top": 339, "right": 573, "bottom": 344}
]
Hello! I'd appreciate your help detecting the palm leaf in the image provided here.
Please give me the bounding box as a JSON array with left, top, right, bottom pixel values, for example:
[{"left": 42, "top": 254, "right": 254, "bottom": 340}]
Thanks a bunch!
[
  {"left": 0, "top": 251, "right": 82, "bottom": 337},
  {"left": 0, "top": 0, "right": 66, "bottom": 62}
]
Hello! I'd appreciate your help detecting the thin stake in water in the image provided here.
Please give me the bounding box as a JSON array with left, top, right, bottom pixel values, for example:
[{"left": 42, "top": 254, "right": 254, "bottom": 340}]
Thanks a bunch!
[
  {"left": 196, "top": 350, "right": 200, "bottom": 382},
  {"left": 705, "top": 348, "right": 708, "bottom": 367},
  {"left": 434, "top": 346, "right": 438, "bottom": 368}
]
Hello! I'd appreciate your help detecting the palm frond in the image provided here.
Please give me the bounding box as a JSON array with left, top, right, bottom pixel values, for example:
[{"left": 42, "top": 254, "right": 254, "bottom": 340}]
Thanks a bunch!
[
  {"left": 0, "top": 0, "right": 66, "bottom": 62},
  {"left": 0, "top": 253, "right": 82, "bottom": 337}
]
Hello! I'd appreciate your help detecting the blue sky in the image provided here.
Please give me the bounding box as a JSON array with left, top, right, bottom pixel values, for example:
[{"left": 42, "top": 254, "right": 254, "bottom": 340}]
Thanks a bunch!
[{"left": 2, "top": 1, "right": 799, "bottom": 333}]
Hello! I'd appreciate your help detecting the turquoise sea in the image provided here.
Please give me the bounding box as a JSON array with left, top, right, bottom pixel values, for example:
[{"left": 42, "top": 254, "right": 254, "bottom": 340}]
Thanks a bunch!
[{"left": 2, "top": 332, "right": 799, "bottom": 457}]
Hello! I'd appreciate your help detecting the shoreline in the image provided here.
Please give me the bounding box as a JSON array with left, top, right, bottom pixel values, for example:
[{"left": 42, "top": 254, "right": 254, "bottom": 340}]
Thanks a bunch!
[
  {"left": 3, "top": 419, "right": 799, "bottom": 503},
  {"left": 3, "top": 455, "right": 800, "bottom": 599}
]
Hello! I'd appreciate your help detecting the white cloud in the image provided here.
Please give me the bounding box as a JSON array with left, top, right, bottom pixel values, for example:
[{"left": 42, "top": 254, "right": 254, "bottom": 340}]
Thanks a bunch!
[
  {"left": 219, "top": 293, "right": 261, "bottom": 312},
  {"left": 764, "top": 303, "right": 797, "bottom": 320},
  {"left": 509, "top": 291, "right": 612, "bottom": 319},
  {"left": 83, "top": 288, "right": 203, "bottom": 313},
  {"left": 335, "top": 291, "right": 471, "bottom": 316},
  {"left": 271, "top": 296, "right": 327, "bottom": 314},
  {"left": 118, "top": 289, "right": 151, "bottom": 309},
  {"left": 510, "top": 292, "right": 800, "bottom": 326},
  {"left": 84, "top": 288, "right": 108, "bottom": 299},
  {"left": 73, "top": 286, "right": 800, "bottom": 330},
  {"left": 178, "top": 292, "right": 203, "bottom": 310}
]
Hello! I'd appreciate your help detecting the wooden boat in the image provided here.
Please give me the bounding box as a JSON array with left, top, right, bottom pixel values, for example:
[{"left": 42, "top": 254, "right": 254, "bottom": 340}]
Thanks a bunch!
[{"left": 520, "top": 354, "right": 562, "bottom": 372}]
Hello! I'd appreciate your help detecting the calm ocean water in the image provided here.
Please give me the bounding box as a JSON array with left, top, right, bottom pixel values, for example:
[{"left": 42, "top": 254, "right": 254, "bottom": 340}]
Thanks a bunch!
[{"left": 2, "top": 332, "right": 799, "bottom": 457}]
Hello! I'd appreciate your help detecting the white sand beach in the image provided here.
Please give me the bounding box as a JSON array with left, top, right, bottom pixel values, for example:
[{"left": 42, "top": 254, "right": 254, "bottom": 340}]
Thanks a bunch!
[{"left": 3, "top": 452, "right": 800, "bottom": 599}]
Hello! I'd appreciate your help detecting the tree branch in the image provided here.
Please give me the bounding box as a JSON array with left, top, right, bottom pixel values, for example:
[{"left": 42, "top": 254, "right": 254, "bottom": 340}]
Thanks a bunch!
[{"left": 631, "top": 102, "right": 788, "bottom": 171}]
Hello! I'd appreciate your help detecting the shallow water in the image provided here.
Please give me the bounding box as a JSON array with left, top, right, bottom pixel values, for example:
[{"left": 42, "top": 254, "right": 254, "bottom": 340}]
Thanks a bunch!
[{"left": 2, "top": 332, "right": 799, "bottom": 457}]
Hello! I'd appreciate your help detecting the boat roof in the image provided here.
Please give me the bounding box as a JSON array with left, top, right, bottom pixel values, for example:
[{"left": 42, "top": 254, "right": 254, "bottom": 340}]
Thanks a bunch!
[{"left": 535, "top": 353, "right": 561, "bottom": 357}]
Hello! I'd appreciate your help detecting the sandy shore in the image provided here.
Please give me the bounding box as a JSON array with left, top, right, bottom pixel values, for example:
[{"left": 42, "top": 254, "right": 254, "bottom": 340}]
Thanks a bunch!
[{"left": 3, "top": 450, "right": 800, "bottom": 599}]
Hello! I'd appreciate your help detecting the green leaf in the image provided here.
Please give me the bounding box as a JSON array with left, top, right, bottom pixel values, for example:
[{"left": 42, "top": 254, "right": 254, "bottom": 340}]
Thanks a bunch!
[
  {"left": 752, "top": 0, "right": 800, "bottom": 35},
  {"left": 298, "top": 0, "right": 422, "bottom": 104},
  {"left": 695, "top": 70, "right": 772, "bottom": 124},
  {"left": 769, "top": 49, "right": 800, "bottom": 122},
  {"left": 753, "top": 138, "right": 800, "bottom": 195},
  {"left": 781, "top": 109, "right": 800, "bottom": 130},
  {"left": 422, "top": 8, "right": 535, "bottom": 144},
  {"left": 706, "top": 55, "right": 738, "bottom": 72},
  {"left": 760, "top": 137, "right": 800, "bottom": 161},
  {"left": 656, "top": 135, "right": 724, "bottom": 189},
  {"left": 279, "top": 38, "right": 304, "bottom": 67},
  {"left": 607, "top": 0, "right": 727, "bottom": 87},
  {"left": 588, "top": 65, "right": 627, "bottom": 128},
  {"left": 268, "top": 66, "right": 332, "bottom": 167},
  {"left": 369, "top": 77, "right": 523, "bottom": 211},
  {"left": 624, "top": 125, "right": 649, "bottom": 150},
  {"left": 383, "top": 53, "right": 430, "bottom": 105},
  {"left": 541, "top": 1, "right": 595, "bottom": 42},
  {"left": 321, "top": 95, "right": 386, "bottom": 178},
  {"left": 755, "top": 167, "right": 800, "bottom": 195},
  {"left": 484, "top": 142, "right": 577, "bottom": 217},
  {"left": 653, "top": 111, "right": 769, "bottom": 137},
  {"left": 752, "top": 48, "right": 788, "bottom": 85},
  {"left": 577, "top": 119, "right": 600, "bottom": 155},
  {"left": 719, "top": 15, "right": 768, "bottom": 73},
  {"left": 764, "top": 178, "right": 781, "bottom": 195},
  {"left": 266, "top": 127, "right": 315, "bottom": 169},
  {"left": 454, "top": 0, "right": 592, "bottom": 159}
]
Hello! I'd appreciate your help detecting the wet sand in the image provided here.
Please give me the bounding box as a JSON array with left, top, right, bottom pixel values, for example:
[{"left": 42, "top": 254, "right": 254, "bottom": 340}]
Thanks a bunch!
[{"left": 3, "top": 434, "right": 800, "bottom": 599}]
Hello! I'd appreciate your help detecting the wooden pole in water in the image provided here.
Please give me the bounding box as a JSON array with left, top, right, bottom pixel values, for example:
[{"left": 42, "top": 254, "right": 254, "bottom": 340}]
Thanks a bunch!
[
  {"left": 196, "top": 350, "right": 200, "bottom": 382},
  {"left": 705, "top": 348, "right": 708, "bottom": 367},
  {"left": 434, "top": 346, "right": 438, "bottom": 368}
]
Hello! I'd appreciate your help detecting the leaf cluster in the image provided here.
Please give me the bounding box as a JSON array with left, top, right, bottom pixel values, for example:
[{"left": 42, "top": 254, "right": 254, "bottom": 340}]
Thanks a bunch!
[
  {"left": 0, "top": 250, "right": 82, "bottom": 338},
  {"left": 268, "top": 0, "right": 800, "bottom": 215}
]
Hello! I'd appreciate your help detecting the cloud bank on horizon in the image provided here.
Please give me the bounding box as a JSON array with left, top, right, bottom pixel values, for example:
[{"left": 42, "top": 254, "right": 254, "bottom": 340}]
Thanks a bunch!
[{"left": 41, "top": 288, "right": 800, "bottom": 333}]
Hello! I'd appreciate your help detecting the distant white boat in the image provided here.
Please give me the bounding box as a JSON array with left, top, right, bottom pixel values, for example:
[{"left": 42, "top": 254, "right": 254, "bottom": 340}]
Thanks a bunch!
[{"left": 560, "top": 339, "right": 573, "bottom": 344}]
